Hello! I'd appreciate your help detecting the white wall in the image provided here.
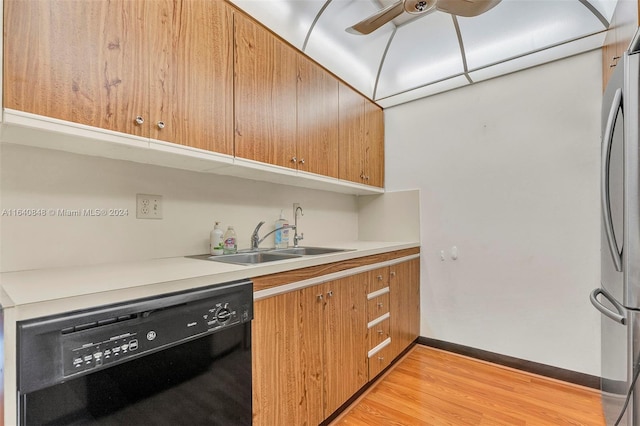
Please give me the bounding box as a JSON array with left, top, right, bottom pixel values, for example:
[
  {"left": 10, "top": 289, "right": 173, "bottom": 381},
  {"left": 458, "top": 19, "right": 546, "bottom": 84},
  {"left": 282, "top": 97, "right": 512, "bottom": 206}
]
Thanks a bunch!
[
  {"left": 0, "top": 144, "right": 359, "bottom": 272},
  {"left": 358, "top": 189, "right": 421, "bottom": 242},
  {"left": 384, "top": 50, "right": 602, "bottom": 375}
]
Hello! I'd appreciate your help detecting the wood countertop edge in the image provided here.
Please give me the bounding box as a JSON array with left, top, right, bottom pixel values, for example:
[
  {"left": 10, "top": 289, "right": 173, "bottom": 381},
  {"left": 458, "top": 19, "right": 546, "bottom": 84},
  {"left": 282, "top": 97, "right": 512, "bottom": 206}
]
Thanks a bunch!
[{"left": 252, "top": 247, "right": 420, "bottom": 295}]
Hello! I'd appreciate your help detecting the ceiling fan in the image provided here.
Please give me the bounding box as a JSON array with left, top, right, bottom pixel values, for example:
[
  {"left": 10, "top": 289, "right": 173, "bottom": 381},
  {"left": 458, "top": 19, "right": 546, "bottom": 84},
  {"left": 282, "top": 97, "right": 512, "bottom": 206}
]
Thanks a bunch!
[{"left": 346, "top": 0, "right": 502, "bottom": 35}]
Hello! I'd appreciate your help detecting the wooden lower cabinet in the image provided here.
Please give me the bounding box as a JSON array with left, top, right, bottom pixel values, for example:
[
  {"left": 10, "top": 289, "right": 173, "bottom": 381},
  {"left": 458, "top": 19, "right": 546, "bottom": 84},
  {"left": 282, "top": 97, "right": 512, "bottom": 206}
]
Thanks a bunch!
[
  {"left": 322, "top": 276, "right": 369, "bottom": 416},
  {"left": 252, "top": 276, "right": 367, "bottom": 425},
  {"left": 368, "top": 343, "right": 393, "bottom": 379},
  {"left": 252, "top": 286, "right": 324, "bottom": 426},
  {"left": 389, "top": 258, "right": 421, "bottom": 360},
  {"left": 252, "top": 255, "right": 419, "bottom": 424}
]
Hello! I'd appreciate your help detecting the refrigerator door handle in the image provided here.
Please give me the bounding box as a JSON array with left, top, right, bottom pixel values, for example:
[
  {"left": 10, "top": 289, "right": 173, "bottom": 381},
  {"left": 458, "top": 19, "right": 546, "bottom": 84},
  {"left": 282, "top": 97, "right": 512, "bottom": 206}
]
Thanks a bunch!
[
  {"left": 590, "top": 288, "right": 626, "bottom": 325},
  {"left": 602, "top": 88, "right": 624, "bottom": 272}
]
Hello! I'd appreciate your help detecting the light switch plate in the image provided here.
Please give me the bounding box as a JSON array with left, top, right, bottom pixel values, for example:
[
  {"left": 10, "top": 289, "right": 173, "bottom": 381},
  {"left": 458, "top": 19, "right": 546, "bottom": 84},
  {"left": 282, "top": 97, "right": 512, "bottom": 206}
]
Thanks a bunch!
[{"left": 136, "top": 194, "right": 163, "bottom": 219}]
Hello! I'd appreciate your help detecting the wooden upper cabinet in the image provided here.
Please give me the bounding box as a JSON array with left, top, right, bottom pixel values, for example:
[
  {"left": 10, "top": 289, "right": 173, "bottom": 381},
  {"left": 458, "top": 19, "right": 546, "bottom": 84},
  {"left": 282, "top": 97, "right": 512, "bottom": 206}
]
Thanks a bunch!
[
  {"left": 338, "top": 82, "right": 365, "bottom": 183},
  {"left": 4, "top": 0, "right": 149, "bottom": 137},
  {"left": 602, "top": 0, "right": 640, "bottom": 89},
  {"left": 297, "top": 55, "right": 340, "bottom": 178},
  {"left": 149, "top": 0, "right": 234, "bottom": 155},
  {"left": 234, "top": 13, "right": 298, "bottom": 168},
  {"left": 338, "top": 82, "right": 385, "bottom": 188},
  {"left": 365, "top": 100, "right": 385, "bottom": 188},
  {"left": 4, "top": 0, "right": 233, "bottom": 154}
]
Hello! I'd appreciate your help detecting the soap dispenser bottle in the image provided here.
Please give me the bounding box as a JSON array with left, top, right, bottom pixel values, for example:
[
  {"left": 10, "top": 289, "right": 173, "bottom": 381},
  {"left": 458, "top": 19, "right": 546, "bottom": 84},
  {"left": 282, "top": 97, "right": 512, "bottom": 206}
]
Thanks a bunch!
[
  {"left": 274, "top": 210, "right": 289, "bottom": 249},
  {"left": 210, "top": 221, "right": 224, "bottom": 256},
  {"left": 223, "top": 226, "right": 237, "bottom": 255}
]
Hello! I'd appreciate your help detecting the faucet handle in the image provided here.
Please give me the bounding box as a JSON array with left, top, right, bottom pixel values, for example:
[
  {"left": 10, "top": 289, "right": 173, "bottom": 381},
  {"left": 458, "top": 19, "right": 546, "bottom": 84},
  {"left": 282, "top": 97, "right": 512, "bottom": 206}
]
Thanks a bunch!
[{"left": 251, "top": 221, "right": 266, "bottom": 250}]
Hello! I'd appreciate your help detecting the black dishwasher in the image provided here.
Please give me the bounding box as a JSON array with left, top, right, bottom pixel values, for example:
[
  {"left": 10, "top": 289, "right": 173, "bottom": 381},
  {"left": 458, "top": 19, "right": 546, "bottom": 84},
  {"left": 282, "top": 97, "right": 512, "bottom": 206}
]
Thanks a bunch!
[{"left": 17, "top": 279, "right": 253, "bottom": 426}]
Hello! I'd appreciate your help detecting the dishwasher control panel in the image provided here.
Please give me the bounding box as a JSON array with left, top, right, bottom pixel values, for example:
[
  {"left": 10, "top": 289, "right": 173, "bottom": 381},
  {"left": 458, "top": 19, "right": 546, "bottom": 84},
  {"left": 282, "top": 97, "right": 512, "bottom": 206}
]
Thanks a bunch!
[
  {"left": 17, "top": 279, "right": 253, "bottom": 394},
  {"left": 62, "top": 299, "right": 250, "bottom": 377}
]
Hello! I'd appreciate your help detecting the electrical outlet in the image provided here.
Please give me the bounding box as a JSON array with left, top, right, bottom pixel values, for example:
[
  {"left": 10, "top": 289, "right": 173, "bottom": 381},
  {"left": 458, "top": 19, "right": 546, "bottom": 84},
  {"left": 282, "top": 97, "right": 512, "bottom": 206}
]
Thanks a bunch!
[{"left": 136, "top": 194, "right": 163, "bottom": 219}]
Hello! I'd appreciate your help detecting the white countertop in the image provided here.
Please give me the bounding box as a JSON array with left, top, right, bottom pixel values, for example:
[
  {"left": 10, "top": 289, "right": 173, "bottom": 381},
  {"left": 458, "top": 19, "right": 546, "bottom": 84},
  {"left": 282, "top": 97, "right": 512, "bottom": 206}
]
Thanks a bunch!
[{"left": 0, "top": 241, "right": 419, "bottom": 320}]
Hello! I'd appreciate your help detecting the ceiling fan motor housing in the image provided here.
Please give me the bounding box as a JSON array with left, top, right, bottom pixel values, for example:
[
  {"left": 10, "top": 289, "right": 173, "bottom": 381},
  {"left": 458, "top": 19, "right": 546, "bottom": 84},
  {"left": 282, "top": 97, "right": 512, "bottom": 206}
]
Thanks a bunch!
[{"left": 404, "top": 0, "right": 437, "bottom": 15}]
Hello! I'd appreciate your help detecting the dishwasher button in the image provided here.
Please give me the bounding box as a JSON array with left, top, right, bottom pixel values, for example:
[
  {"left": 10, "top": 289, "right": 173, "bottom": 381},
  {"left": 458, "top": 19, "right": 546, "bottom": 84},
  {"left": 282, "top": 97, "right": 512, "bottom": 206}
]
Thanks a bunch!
[
  {"left": 93, "top": 352, "right": 103, "bottom": 366},
  {"left": 129, "top": 339, "right": 139, "bottom": 351}
]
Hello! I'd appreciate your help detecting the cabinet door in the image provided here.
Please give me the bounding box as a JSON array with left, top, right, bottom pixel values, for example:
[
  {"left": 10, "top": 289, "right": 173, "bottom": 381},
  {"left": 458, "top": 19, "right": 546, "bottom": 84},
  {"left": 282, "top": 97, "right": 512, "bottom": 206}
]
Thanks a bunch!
[
  {"left": 364, "top": 100, "right": 385, "bottom": 188},
  {"left": 338, "top": 82, "right": 365, "bottom": 184},
  {"left": 149, "top": 0, "right": 233, "bottom": 155},
  {"left": 389, "top": 259, "right": 421, "bottom": 360},
  {"left": 234, "top": 13, "right": 297, "bottom": 168},
  {"left": 297, "top": 56, "right": 340, "bottom": 177},
  {"left": 4, "top": 0, "right": 148, "bottom": 137},
  {"left": 322, "top": 276, "right": 368, "bottom": 416},
  {"left": 252, "top": 288, "right": 324, "bottom": 426}
]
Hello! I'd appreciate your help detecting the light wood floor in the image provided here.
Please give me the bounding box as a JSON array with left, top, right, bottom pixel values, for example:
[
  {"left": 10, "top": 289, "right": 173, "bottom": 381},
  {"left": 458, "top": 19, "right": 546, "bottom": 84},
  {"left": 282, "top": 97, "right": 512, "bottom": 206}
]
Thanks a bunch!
[{"left": 332, "top": 345, "right": 606, "bottom": 426}]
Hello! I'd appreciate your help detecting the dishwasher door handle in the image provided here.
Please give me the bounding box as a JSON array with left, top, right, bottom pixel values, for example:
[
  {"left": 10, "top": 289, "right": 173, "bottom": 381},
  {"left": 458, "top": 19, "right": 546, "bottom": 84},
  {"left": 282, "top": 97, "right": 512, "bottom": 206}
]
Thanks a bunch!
[{"left": 590, "top": 288, "right": 626, "bottom": 325}]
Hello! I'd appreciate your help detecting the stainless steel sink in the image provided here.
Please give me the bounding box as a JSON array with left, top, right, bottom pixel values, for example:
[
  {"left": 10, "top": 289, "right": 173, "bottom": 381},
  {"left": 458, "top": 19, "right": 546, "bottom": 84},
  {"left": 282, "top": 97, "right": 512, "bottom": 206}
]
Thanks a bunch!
[
  {"left": 203, "top": 251, "right": 302, "bottom": 265},
  {"left": 275, "top": 247, "right": 350, "bottom": 256},
  {"left": 187, "top": 246, "right": 351, "bottom": 265}
]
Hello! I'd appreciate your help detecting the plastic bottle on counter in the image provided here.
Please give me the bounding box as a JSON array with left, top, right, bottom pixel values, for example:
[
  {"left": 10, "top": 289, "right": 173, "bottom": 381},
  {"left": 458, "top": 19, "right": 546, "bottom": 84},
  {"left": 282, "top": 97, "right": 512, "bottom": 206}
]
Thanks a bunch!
[
  {"left": 223, "top": 226, "right": 238, "bottom": 255},
  {"left": 210, "top": 221, "right": 224, "bottom": 256},
  {"left": 274, "top": 210, "right": 289, "bottom": 249}
]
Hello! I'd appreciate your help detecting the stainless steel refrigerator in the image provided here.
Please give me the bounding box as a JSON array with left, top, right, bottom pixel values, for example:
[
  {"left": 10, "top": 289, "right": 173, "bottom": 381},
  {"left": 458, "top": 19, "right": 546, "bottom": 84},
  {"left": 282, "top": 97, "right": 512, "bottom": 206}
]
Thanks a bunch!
[{"left": 591, "top": 32, "right": 640, "bottom": 426}]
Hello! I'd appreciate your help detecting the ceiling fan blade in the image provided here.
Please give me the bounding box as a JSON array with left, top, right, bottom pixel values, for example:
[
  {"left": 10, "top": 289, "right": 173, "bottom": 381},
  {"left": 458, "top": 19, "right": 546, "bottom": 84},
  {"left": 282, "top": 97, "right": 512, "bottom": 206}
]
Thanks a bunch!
[
  {"left": 346, "top": 0, "right": 405, "bottom": 35},
  {"left": 436, "top": 0, "right": 502, "bottom": 17}
]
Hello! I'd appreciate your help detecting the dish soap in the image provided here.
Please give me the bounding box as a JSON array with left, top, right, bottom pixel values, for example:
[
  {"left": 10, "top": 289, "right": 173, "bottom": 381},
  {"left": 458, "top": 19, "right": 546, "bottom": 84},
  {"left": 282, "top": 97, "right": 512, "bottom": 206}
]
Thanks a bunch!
[
  {"left": 223, "top": 226, "right": 237, "bottom": 254},
  {"left": 210, "top": 221, "right": 224, "bottom": 256},
  {"left": 274, "top": 210, "right": 289, "bottom": 249}
]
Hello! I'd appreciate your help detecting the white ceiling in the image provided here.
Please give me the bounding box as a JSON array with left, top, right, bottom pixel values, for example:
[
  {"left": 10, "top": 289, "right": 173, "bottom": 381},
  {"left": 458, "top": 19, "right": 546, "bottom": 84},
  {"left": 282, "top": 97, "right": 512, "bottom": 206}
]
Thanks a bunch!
[{"left": 229, "top": 0, "right": 615, "bottom": 107}]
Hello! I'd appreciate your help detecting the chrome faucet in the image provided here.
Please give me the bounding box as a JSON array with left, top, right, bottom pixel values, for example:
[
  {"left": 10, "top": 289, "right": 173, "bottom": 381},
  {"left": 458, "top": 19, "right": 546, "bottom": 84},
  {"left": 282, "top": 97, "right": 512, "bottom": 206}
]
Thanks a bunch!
[
  {"left": 250, "top": 221, "right": 297, "bottom": 251},
  {"left": 294, "top": 206, "right": 304, "bottom": 247}
]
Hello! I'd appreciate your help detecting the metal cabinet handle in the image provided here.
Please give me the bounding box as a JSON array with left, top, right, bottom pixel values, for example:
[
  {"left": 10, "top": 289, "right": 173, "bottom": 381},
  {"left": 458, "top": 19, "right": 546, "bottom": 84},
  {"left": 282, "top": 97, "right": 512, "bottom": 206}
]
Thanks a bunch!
[
  {"left": 601, "top": 88, "right": 623, "bottom": 272},
  {"left": 378, "top": 356, "right": 384, "bottom": 361},
  {"left": 327, "top": 291, "right": 333, "bottom": 298},
  {"left": 377, "top": 330, "right": 384, "bottom": 335},
  {"left": 377, "top": 302, "right": 383, "bottom": 308},
  {"left": 291, "top": 156, "right": 297, "bottom": 163},
  {"left": 299, "top": 158, "right": 305, "bottom": 164},
  {"left": 590, "top": 288, "right": 626, "bottom": 325},
  {"left": 157, "top": 121, "right": 165, "bottom": 129},
  {"left": 390, "top": 271, "right": 396, "bottom": 277},
  {"left": 317, "top": 294, "right": 323, "bottom": 301},
  {"left": 135, "top": 116, "right": 144, "bottom": 125},
  {"left": 377, "top": 275, "right": 383, "bottom": 281}
]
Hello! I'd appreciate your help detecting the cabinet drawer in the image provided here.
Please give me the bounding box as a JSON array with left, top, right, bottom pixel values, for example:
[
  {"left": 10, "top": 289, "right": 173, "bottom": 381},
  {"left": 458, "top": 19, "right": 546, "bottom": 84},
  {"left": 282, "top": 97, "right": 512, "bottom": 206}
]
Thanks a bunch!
[
  {"left": 367, "top": 291, "right": 390, "bottom": 323},
  {"left": 367, "top": 267, "right": 389, "bottom": 293},
  {"left": 368, "top": 343, "right": 392, "bottom": 380},
  {"left": 368, "top": 317, "right": 390, "bottom": 350}
]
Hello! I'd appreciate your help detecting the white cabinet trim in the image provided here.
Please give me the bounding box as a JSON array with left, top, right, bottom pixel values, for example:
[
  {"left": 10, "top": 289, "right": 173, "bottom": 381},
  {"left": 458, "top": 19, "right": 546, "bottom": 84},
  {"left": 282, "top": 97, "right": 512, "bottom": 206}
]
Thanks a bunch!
[{"left": 1, "top": 109, "right": 384, "bottom": 195}]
